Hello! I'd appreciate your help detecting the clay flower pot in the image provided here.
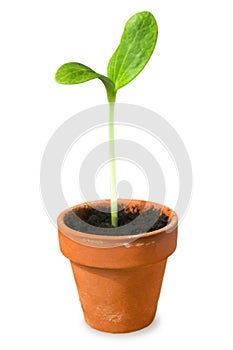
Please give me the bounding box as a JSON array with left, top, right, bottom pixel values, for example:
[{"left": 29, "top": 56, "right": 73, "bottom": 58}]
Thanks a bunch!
[{"left": 57, "top": 199, "right": 178, "bottom": 333}]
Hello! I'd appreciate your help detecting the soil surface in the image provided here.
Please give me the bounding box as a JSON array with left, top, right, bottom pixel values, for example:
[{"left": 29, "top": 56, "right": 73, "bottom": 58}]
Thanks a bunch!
[{"left": 64, "top": 204, "right": 170, "bottom": 236}]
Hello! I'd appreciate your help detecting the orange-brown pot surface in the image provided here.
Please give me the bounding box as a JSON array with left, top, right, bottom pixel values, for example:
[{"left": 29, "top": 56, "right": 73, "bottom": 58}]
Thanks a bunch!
[{"left": 57, "top": 199, "right": 178, "bottom": 333}]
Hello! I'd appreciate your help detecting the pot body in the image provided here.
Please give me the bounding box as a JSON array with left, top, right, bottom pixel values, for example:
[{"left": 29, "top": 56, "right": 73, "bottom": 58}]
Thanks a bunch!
[{"left": 57, "top": 199, "right": 178, "bottom": 333}]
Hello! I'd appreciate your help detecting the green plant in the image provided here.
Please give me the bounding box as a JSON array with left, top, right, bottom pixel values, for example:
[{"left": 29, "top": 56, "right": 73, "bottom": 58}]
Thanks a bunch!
[{"left": 55, "top": 11, "right": 158, "bottom": 227}]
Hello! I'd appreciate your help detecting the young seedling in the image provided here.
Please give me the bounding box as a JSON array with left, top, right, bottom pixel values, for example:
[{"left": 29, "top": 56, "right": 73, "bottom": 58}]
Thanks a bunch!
[{"left": 55, "top": 11, "right": 158, "bottom": 227}]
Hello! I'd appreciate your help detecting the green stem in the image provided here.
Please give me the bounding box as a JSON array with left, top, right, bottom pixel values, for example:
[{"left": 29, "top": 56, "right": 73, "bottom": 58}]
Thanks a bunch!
[
  {"left": 100, "top": 76, "right": 118, "bottom": 226},
  {"left": 109, "top": 101, "right": 118, "bottom": 227}
]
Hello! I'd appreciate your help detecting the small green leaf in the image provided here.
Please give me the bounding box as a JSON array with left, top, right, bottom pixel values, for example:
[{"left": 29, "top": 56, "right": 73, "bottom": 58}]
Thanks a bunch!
[
  {"left": 107, "top": 11, "right": 158, "bottom": 91},
  {"left": 55, "top": 62, "right": 99, "bottom": 84},
  {"left": 55, "top": 62, "right": 116, "bottom": 102}
]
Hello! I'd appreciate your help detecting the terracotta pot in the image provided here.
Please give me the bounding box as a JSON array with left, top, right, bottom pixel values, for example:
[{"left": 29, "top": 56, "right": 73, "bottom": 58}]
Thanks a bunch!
[{"left": 57, "top": 199, "right": 178, "bottom": 333}]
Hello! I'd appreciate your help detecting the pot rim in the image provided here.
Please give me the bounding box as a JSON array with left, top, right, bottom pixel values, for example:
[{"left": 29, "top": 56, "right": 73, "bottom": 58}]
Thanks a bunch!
[{"left": 57, "top": 199, "right": 178, "bottom": 243}]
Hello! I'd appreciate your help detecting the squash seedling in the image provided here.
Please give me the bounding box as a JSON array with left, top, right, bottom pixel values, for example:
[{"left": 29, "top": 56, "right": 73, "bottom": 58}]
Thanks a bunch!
[
  {"left": 56, "top": 12, "right": 179, "bottom": 333},
  {"left": 55, "top": 11, "right": 158, "bottom": 227}
]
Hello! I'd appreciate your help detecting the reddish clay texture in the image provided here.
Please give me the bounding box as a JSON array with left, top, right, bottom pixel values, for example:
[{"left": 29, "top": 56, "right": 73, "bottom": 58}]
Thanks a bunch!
[{"left": 57, "top": 199, "right": 178, "bottom": 333}]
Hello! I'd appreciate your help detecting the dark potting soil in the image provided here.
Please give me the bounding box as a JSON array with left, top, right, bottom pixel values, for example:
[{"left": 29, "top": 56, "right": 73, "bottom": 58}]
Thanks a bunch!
[{"left": 64, "top": 204, "right": 170, "bottom": 236}]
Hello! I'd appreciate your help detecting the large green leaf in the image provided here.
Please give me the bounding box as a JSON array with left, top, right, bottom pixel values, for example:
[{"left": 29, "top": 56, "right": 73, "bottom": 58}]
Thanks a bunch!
[{"left": 107, "top": 11, "right": 158, "bottom": 91}]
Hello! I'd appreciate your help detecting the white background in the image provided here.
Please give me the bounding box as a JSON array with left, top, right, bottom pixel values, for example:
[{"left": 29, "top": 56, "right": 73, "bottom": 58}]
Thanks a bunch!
[{"left": 1, "top": 0, "right": 233, "bottom": 349}]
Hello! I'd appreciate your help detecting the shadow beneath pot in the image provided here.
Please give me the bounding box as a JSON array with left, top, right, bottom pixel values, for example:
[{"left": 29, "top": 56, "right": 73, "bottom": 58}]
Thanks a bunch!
[{"left": 82, "top": 314, "right": 162, "bottom": 338}]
